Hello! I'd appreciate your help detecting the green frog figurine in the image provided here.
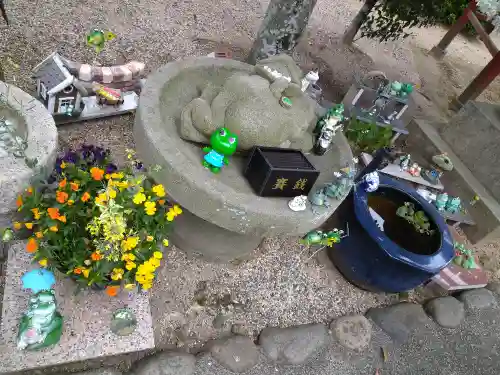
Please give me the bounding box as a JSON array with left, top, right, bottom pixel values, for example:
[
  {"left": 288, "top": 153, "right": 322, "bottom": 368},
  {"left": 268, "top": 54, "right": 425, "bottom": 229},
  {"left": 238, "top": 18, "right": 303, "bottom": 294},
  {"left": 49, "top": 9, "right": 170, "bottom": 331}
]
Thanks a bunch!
[
  {"left": 445, "top": 196, "right": 461, "bottom": 214},
  {"left": 17, "top": 269, "right": 63, "bottom": 350},
  {"left": 435, "top": 192, "right": 448, "bottom": 211},
  {"left": 17, "top": 290, "right": 63, "bottom": 350},
  {"left": 202, "top": 127, "right": 238, "bottom": 173}
]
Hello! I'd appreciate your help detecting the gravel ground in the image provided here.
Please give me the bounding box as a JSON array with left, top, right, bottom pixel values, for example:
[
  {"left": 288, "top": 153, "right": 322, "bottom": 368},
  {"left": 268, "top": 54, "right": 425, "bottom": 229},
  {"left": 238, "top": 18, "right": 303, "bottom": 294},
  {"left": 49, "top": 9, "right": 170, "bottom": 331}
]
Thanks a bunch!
[{"left": 151, "top": 238, "right": 392, "bottom": 349}]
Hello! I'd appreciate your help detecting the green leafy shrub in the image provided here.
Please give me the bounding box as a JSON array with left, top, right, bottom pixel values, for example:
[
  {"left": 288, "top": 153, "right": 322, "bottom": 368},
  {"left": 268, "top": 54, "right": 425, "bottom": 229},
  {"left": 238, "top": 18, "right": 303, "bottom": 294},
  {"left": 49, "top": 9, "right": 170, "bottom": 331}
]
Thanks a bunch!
[{"left": 344, "top": 118, "right": 392, "bottom": 154}]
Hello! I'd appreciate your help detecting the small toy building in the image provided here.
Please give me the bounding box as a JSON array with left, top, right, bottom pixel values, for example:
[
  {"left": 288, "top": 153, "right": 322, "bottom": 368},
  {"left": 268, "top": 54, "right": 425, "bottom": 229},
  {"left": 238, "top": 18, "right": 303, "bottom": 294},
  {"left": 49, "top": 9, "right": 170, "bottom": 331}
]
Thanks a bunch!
[
  {"left": 32, "top": 53, "right": 87, "bottom": 117},
  {"left": 32, "top": 52, "right": 145, "bottom": 125}
]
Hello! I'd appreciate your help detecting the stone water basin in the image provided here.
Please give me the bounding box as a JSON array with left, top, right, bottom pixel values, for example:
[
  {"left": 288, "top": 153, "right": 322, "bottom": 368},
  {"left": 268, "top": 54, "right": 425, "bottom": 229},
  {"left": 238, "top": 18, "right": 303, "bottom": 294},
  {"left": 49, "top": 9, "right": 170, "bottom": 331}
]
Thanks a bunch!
[
  {"left": 134, "top": 58, "right": 354, "bottom": 262},
  {"left": 0, "top": 82, "right": 58, "bottom": 228}
]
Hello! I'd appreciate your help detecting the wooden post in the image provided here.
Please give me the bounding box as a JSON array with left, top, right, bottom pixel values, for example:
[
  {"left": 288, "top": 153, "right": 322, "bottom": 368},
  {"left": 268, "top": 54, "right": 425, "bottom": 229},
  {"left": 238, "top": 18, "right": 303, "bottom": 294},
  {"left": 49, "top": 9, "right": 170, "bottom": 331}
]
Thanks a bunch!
[
  {"left": 343, "top": 0, "right": 379, "bottom": 45},
  {"left": 429, "top": 1, "right": 475, "bottom": 59},
  {"left": 453, "top": 52, "right": 500, "bottom": 109}
]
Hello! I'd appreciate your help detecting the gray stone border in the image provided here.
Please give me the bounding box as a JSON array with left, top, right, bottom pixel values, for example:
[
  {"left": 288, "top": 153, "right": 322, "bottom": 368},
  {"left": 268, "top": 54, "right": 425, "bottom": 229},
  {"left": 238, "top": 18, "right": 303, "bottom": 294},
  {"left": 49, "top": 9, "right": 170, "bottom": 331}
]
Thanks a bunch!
[
  {"left": 0, "top": 82, "right": 58, "bottom": 221},
  {"left": 59, "top": 285, "right": 500, "bottom": 375}
]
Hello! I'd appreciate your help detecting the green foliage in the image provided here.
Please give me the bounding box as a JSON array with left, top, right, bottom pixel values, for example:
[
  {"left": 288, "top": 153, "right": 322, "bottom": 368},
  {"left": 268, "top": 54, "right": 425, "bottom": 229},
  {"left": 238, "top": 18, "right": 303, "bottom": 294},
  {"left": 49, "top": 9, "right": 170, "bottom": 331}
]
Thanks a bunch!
[
  {"left": 396, "top": 202, "right": 434, "bottom": 235},
  {"left": 360, "top": 0, "right": 478, "bottom": 42},
  {"left": 344, "top": 118, "right": 392, "bottom": 154}
]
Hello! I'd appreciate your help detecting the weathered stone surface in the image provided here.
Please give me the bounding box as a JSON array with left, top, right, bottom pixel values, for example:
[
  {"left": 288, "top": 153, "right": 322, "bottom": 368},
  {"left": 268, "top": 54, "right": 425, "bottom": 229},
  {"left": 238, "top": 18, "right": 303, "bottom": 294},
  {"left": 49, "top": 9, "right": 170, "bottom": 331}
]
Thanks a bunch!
[
  {"left": 458, "top": 288, "right": 497, "bottom": 310},
  {"left": 331, "top": 315, "right": 372, "bottom": 351},
  {"left": 486, "top": 282, "right": 500, "bottom": 296},
  {"left": 135, "top": 57, "right": 354, "bottom": 261},
  {"left": 133, "top": 352, "right": 196, "bottom": 375},
  {"left": 259, "top": 323, "right": 328, "bottom": 364},
  {"left": 0, "top": 82, "right": 57, "bottom": 226},
  {"left": 209, "top": 335, "right": 259, "bottom": 373},
  {"left": 179, "top": 54, "right": 315, "bottom": 151},
  {"left": 366, "top": 303, "right": 432, "bottom": 343},
  {"left": 57, "top": 370, "right": 122, "bottom": 375},
  {"left": 425, "top": 297, "right": 465, "bottom": 328}
]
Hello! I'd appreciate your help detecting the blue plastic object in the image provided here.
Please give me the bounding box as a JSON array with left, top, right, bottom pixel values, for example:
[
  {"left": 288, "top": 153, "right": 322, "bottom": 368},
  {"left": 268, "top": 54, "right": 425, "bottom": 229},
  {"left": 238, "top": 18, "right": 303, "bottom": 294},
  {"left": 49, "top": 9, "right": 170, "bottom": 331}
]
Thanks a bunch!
[
  {"left": 327, "top": 174, "right": 454, "bottom": 293},
  {"left": 21, "top": 269, "right": 56, "bottom": 293}
]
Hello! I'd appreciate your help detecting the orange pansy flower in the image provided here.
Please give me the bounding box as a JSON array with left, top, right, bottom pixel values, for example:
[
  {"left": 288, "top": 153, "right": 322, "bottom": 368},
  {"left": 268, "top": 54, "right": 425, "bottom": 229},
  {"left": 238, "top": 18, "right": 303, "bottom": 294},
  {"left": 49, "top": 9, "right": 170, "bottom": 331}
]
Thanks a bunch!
[
  {"left": 91, "top": 252, "right": 103, "bottom": 261},
  {"left": 105, "top": 285, "right": 120, "bottom": 297},
  {"left": 90, "top": 167, "right": 105, "bottom": 181},
  {"left": 81, "top": 192, "right": 91, "bottom": 202},
  {"left": 73, "top": 267, "right": 82, "bottom": 274},
  {"left": 56, "top": 191, "right": 69, "bottom": 204},
  {"left": 49, "top": 225, "right": 58, "bottom": 232},
  {"left": 16, "top": 195, "right": 23, "bottom": 208},
  {"left": 57, "top": 215, "right": 67, "bottom": 223},
  {"left": 26, "top": 238, "right": 38, "bottom": 253},
  {"left": 70, "top": 182, "right": 79, "bottom": 191},
  {"left": 35, "top": 231, "right": 43, "bottom": 239},
  {"left": 26, "top": 186, "right": 33, "bottom": 195},
  {"left": 31, "top": 208, "right": 41, "bottom": 219},
  {"left": 158, "top": 200, "right": 165, "bottom": 205},
  {"left": 47, "top": 207, "right": 60, "bottom": 220},
  {"left": 25, "top": 223, "right": 33, "bottom": 229},
  {"left": 59, "top": 178, "right": 67, "bottom": 188}
]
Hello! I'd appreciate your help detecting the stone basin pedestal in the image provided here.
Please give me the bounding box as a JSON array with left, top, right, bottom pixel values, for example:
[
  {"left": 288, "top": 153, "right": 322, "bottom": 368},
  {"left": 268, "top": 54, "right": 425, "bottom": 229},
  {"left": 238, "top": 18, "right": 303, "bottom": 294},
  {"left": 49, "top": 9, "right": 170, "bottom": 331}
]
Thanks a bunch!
[
  {"left": 134, "top": 58, "right": 353, "bottom": 262},
  {"left": 0, "top": 81, "right": 58, "bottom": 228}
]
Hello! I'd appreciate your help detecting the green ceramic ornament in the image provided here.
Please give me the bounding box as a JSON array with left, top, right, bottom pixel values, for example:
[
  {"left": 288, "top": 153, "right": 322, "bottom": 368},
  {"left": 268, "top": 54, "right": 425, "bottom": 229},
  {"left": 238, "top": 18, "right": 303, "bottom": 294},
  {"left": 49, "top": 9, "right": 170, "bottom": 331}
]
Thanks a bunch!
[{"left": 17, "top": 290, "right": 63, "bottom": 350}]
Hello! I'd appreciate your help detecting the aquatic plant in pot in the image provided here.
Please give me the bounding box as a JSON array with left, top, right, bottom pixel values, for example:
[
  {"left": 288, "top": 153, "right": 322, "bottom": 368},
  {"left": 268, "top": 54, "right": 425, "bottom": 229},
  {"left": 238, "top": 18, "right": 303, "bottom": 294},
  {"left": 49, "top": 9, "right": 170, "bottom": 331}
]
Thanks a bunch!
[
  {"left": 344, "top": 118, "right": 393, "bottom": 155},
  {"left": 8, "top": 145, "right": 181, "bottom": 295}
]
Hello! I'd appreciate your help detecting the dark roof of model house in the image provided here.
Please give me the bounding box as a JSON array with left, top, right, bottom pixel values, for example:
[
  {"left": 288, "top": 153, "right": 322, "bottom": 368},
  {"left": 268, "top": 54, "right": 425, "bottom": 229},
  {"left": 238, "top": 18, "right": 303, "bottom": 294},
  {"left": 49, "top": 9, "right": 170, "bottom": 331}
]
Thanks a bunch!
[{"left": 32, "top": 52, "right": 87, "bottom": 96}]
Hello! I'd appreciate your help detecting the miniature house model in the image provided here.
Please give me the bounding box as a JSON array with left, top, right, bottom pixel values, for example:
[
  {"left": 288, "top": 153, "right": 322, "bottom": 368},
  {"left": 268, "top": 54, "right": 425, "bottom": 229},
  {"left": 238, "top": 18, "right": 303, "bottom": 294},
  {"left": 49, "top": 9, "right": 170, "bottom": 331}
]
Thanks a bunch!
[
  {"left": 32, "top": 53, "right": 87, "bottom": 117},
  {"left": 32, "top": 52, "right": 145, "bottom": 124}
]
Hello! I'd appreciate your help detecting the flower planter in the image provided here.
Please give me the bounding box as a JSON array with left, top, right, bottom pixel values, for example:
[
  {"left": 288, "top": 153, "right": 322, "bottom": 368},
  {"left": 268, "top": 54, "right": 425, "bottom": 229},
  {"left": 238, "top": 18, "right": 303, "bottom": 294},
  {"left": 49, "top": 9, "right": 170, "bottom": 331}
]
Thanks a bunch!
[{"left": 327, "top": 174, "right": 454, "bottom": 293}]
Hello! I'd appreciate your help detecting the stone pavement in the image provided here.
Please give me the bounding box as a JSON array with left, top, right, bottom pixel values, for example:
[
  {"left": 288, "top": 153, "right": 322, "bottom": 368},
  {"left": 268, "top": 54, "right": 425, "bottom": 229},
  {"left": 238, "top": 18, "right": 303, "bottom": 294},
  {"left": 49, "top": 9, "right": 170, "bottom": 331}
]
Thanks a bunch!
[{"left": 55, "top": 284, "right": 500, "bottom": 375}]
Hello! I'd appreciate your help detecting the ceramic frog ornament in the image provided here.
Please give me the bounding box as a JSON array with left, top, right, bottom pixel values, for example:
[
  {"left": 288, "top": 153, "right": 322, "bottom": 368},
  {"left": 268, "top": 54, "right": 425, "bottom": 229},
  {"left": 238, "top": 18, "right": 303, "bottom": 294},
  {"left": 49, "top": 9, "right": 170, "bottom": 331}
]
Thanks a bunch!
[
  {"left": 445, "top": 196, "right": 461, "bottom": 214},
  {"left": 17, "top": 290, "right": 63, "bottom": 350},
  {"left": 435, "top": 193, "right": 448, "bottom": 211},
  {"left": 202, "top": 127, "right": 238, "bottom": 173}
]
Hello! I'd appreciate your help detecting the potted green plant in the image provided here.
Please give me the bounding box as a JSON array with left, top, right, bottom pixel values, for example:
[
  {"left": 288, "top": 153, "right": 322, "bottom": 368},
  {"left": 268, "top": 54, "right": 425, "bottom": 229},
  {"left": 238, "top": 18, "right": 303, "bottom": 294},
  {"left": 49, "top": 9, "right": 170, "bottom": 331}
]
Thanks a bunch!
[{"left": 344, "top": 118, "right": 392, "bottom": 155}]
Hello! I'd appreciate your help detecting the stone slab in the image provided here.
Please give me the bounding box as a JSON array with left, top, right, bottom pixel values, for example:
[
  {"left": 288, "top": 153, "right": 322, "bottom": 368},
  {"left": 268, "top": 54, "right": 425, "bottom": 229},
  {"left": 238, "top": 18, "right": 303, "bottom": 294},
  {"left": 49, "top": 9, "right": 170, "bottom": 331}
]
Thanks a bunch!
[
  {"left": 403, "top": 119, "right": 500, "bottom": 245},
  {"left": 0, "top": 242, "right": 155, "bottom": 374},
  {"left": 440, "top": 101, "right": 500, "bottom": 202}
]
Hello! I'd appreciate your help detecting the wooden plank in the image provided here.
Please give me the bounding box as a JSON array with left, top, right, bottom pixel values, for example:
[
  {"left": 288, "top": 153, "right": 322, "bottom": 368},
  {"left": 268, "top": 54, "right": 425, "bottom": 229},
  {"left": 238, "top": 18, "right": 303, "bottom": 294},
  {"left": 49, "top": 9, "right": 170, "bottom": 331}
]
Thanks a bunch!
[
  {"left": 467, "top": 11, "right": 499, "bottom": 56},
  {"left": 360, "top": 153, "right": 444, "bottom": 190}
]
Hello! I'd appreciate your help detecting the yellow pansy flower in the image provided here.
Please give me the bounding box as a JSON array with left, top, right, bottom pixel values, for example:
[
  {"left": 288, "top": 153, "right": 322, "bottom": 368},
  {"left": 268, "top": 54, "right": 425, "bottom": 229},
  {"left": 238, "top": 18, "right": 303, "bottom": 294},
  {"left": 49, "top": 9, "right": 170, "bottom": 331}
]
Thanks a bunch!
[
  {"left": 153, "top": 251, "right": 163, "bottom": 259},
  {"left": 121, "top": 237, "right": 139, "bottom": 251},
  {"left": 152, "top": 184, "right": 166, "bottom": 197},
  {"left": 82, "top": 268, "right": 90, "bottom": 278},
  {"left": 111, "top": 268, "right": 124, "bottom": 281},
  {"left": 108, "top": 188, "right": 117, "bottom": 199},
  {"left": 146, "top": 235, "right": 154, "bottom": 242},
  {"left": 166, "top": 205, "right": 183, "bottom": 221},
  {"left": 162, "top": 239, "right": 169, "bottom": 247},
  {"left": 111, "top": 172, "right": 124, "bottom": 179},
  {"left": 38, "top": 258, "right": 48, "bottom": 267},
  {"left": 145, "top": 273, "right": 155, "bottom": 281},
  {"left": 25, "top": 223, "right": 33, "bottom": 229},
  {"left": 133, "top": 192, "right": 146, "bottom": 205},
  {"left": 144, "top": 201, "right": 157, "bottom": 216},
  {"left": 142, "top": 283, "right": 153, "bottom": 290},
  {"left": 150, "top": 258, "right": 161, "bottom": 268},
  {"left": 125, "top": 261, "right": 137, "bottom": 270},
  {"left": 124, "top": 283, "right": 136, "bottom": 290}
]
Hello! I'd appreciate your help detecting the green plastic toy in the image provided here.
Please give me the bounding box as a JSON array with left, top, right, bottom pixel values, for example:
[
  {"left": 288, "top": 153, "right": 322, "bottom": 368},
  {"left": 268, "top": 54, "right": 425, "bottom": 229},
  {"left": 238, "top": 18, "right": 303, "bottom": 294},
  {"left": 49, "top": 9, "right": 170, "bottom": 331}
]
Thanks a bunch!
[
  {"left": 202, "top": 127, "right": 238, "bottom": 173},
  {"left": 453, "top": 242, "right": 479, "bottom": 270},
  {"left": 299, "top": 228, "right": 344, "bottom": 247}
]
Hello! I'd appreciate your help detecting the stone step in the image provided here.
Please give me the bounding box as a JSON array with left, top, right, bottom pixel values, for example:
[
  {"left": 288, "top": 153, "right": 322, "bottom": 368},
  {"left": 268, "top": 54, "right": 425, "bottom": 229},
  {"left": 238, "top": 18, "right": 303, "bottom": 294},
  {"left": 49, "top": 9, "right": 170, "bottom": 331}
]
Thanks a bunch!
[
  {"left": 0, "top": 241, "right": 155, "bottom": 374},
  {"left": 404, "top": 119, "right": 500, "bottom": 245}
]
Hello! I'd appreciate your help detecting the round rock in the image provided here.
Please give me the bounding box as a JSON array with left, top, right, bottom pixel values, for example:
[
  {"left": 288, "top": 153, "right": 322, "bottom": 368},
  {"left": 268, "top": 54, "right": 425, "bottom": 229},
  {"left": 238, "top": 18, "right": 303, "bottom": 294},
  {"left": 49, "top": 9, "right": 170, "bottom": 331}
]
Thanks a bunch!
[
  {"left": 132, "top": 352, "right": 196, "bottom": 375},
  {"left": 209, "top": 335, "right": 259, "bottom": 373},
  {"left": 486, "top": 282, "right": 500, "bottom": 296},
  {"left": 259, "top": 323, "right": 328, "bottom": 365},
  {"left": 424, "top": 297, "right": 465, "bottom": 328},
  {"left": 331, "top": 315, "right": 372, "bottom": 350},
  {"left": 72, "top": 370, "right": 122, "bottom": 375},
  {"left": 458, "top": 288, "right": 496, "bottom": 310}
]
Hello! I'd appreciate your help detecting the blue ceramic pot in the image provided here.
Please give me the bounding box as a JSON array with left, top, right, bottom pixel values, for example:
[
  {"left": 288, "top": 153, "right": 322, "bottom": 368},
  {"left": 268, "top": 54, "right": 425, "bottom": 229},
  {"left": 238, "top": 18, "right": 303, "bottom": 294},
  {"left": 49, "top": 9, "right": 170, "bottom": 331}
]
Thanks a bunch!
[{"left": 328, "top": 174, "right": 454, "bottom": 293}]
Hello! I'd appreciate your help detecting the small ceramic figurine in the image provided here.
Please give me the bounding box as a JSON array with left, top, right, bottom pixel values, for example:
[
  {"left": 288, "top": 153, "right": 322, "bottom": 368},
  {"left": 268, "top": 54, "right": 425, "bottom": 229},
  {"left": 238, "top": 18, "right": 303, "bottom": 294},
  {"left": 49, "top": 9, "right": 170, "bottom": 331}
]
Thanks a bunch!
[
  {"left": 435, "top": 192, "right": 449, "bottom": 211},
  {"left": 408, "top": 163, "right": 422, "bottom": 177},
  {"left": 400, "top": 83, "right": 414, "bottom": 97},
  {"left": 432, "top": 153, "right": 454, "bottom": 171},
  {"left": 453, "top": 242, "right": 478, "bottom": 269},
  {"left": 390, "top": 81, "right": 403, "bottom": 96},
  {"left": 299, "top": 228, "right": 345, "bottom": 247},
  {"left": 202, "top": 127, "right": 238, "bottom": 173},
  {"left": 470, "top": 195, "right": 480, "bottom": 206},
  {"left": 445, "top": 196, "right": 461, "bottom": 214},
  {"left": 422, "top": 168, "right": 442, "bottom": 185},
  {"left": 314, "top": 104, "right": 344, "bottom": 156},
  {"left": 308, "top": 188, "right": 329, "bottom": 215},
  {"left": 398, "top": 154, "right": 410, "bottom": 172},
  {"left": 17, "top": 269, "right": 63, "bottom": 350},
  {"left": 301, "top": 70, "right": 319, "bottom": 92},
  {"left": 288, "top": 195, "right": 308, "bottom": 212},
  {"left": 362, "top": 171, "right": 380, "bottom": 192}
]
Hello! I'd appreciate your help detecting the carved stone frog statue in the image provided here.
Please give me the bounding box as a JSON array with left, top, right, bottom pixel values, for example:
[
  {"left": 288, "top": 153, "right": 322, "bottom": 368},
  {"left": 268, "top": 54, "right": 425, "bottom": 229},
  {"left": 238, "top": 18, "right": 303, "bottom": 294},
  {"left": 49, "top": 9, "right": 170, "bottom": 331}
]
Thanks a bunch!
[{"left": 180, "top": 54, "right": 316, "bottom": 151}]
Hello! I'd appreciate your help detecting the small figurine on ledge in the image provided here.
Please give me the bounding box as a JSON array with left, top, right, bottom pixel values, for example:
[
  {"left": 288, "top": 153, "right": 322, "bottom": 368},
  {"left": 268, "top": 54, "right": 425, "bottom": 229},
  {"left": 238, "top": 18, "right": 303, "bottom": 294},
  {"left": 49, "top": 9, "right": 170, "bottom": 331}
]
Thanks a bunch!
[
  {"left": 313, "top": 104, "right": 344, "bottom": 156},
  {"left": 453, "top": 242, "right": 478, "bottom": 269},
  {"left": 309, "top": 188, "right": 330, "bottom": 215},
  {"left": 288, "top": 195, "right": 308, "bottom": 212},
  {"left": 399, "top": 154, "right": 411, "bottom": 172},
  {"left": 361, "top": 171, "right": 379, "bottom": 192},
  {"left": 435, "top": 192, "right": 448, "bottom": 211},
  {"left": 203, "top": 127, "right": 238, "bottom": 173},
  {"left": 445, "top": 196, "right": 461, "bottom": 214},
  {"left": 432, "top": 153, "right": 453, "bottom": 171},
  {"left": 17, "top": 269, "right": 63, "bottom": 350},
  {"left": 301, "top": 70, "right": 319, "bottom": 92},
  {"left": 408, "top": 162, "right": 422, "bottom": 177},
  {"left": 299, "top": 228, "right": 346, "bottom": 247}
]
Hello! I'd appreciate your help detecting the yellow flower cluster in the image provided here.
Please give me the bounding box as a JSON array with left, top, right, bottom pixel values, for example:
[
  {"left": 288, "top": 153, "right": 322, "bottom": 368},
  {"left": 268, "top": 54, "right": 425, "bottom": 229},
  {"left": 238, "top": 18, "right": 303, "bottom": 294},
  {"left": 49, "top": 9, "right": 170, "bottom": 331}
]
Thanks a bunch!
[
  {"left": 135, "top": 251, "right": 163, "bottom": 290},
  {"left": 121, "top": 236, "right": 139, "bottom": 251},
  {"left": 166, "top": 205, "right": 182, "bottom": 221}
]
